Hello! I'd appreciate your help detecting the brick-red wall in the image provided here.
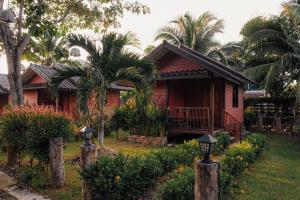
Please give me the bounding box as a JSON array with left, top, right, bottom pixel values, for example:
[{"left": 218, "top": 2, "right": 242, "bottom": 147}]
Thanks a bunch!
[
  {"left": 28, "top": 74, "right": 46, "bottom": 84},
  {"left": 158, "top": 52, "right": 203, "bottom": 73},
  {"left": 153, "top": 81, "right": 168, "bottom": 107},
  {"left": 107, "top": 90, "right": 120, "bottom": 106},
  {"left": 224, "top": 81, "right": 244, "bottom": 122},
  {"left": 24, "top": 90, "right": 38, "bottom": 105}
]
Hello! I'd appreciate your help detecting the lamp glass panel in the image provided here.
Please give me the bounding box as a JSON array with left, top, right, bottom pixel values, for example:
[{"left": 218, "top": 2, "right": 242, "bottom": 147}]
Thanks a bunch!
[{"left": 200, "top": 143, "right": 210, "bottom": 154}]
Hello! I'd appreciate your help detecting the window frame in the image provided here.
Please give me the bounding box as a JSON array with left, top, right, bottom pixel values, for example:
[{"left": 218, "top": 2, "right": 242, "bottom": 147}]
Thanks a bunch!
[{"left": 232, "top": 84, "right": 239, "bottom": 108}]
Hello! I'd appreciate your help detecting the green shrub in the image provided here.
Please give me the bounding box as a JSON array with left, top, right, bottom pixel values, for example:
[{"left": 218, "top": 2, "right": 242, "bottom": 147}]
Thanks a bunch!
[
  {"left": 81, "top": 141, "right": 198, "bottom": 200},
  {"left": 153, "top": 141, "right": 198, "bottom": 173},
  {"left": 244, "top": 107, "right": 256, "bottom": 129},
  {"left": 110, "top": 104, "right": 169, "bottom": 137},
  {"left": 156, "top": 167, "right": 194, "bottom": 200},
  {"left": 244, "top": 134, "right": 266, "bottom": 157},
  {"left": 215, "top": 131, "right": 231, "bottom": 154},
  {"left": 0, "top": 106, "right": 73, "bottom": 165},
  {"left": 221, "top": 141, "right": 255, "bottom": 178},
  {"left": 82, "top": 154, "right": 163, "bottom": 200}
]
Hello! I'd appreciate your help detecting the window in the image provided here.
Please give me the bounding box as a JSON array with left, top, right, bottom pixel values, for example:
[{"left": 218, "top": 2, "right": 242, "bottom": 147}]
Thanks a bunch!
[{"left": 232, "top": 84, "right": 239, "bottom": 107}]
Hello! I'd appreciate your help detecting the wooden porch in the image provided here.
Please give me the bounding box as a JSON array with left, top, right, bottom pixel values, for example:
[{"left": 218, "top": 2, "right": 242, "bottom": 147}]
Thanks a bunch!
[{"left": 167, "top": 107, "right": 241, "bottom": 139}]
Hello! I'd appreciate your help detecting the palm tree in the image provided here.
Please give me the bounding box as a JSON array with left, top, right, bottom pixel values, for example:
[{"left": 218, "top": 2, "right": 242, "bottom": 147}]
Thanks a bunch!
[
  {"left": 243, "top": 15, "right": 300, "bottom": 98},
  {"left": 155, "top": 12, "right": 224, "bottom": 55},
  {"left": 49, "top": 32, "right": 156, "bottom": 147},
  {"left": 23, "top": 32, "right": 71, "bottom": 66}
]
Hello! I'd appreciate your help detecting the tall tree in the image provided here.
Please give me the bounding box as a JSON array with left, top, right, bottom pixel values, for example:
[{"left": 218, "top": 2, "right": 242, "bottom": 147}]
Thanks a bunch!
[
  {"left": 49, "top": 32, "right": 156, "bottom": 147},
  {"left": 0, "top": 0, "right": 149, "bottom": 106},
  {"left": 155, "top": 12, "right": 224, "bottom": 56}
]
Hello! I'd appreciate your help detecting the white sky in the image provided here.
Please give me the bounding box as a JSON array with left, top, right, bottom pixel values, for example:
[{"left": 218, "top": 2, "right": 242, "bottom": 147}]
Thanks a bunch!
[{"left": 0, "top": 0, "right": 284, "bottom": 74}]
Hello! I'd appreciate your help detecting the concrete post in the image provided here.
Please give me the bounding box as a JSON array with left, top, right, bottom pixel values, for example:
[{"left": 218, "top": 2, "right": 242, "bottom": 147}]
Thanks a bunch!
[
  {"left": 80, "top": 144, "right": 97, "bottom": 200},
  {"left": 275, "top": 117, "right": 282, "bottom": 133},
  {"left": 194, "top": 160, "right": 219, "bottom": 200},
  {"left": 49, "top": 137, "right": 65, "bottom": 188},
  {"left": 257, "top": 112, "right": 263, "bottom": 130}
]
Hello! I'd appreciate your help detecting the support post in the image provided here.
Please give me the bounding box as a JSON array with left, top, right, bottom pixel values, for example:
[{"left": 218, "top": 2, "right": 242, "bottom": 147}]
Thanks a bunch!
[
  {"left": 257, "top": 112, "right": 263, "bottom": 130},
  {"left": 210, "top": 74, "right": 215, "bottom": 134},
  {"left": 55, "top": 95, "right": 60, "bottom": 112},
  {"left": 49, "top": 137, "right": 65, "bottom": 188},
  {"left": 194, "top": 160, "right": 219, "bottom": 200},
  {"left": 275, "top": 117, "right": 282, "bottom": 133},
  {"left": 80, "top": 144, "right": 97, "bottom": 200}
]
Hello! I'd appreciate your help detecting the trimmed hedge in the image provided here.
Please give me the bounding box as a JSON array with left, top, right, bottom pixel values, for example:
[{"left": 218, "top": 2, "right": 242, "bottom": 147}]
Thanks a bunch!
[
  {"left": 156, "top": 134, "right": 266, "bottom": 200},
  {"left": 155, "top": 167, "right": 194, "bottom": 200},
  {"left": 81, "top": 140, "right": 199, "bottom": 200}
]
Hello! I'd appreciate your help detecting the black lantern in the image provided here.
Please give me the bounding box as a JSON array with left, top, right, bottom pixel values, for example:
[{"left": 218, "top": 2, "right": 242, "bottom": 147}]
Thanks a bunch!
[
  {"left": 198, "top": 134, "right": 217, "bottom": 163},
  {"left": 80, "top": 126, "right": 94, "bottom": 146}
]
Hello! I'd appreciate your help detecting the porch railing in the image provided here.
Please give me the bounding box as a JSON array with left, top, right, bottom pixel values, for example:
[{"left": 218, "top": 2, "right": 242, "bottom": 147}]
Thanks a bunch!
[
  {"left": 169, "top": 107, "right": 242, "bottom": 139},
  {"left": 169, "top": 107, "right": 210, "bottom": 129},
  {"left": 222, "top": 110, "right": 241, "bottom": 140}
]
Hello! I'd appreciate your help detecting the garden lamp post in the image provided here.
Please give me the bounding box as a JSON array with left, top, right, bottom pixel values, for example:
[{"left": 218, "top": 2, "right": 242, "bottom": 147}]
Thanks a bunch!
[
  {"left": 80, "top": 126, "right": 97, "bottom": 200},
  {"left": 198, "top": 134, "right": 217, "bottom": 163},
  {"left": 195, "top": 133, "right": 219, "bottom": 200},
  {"left": 80, "top": 126, "right": 94, "bottom": 146}
]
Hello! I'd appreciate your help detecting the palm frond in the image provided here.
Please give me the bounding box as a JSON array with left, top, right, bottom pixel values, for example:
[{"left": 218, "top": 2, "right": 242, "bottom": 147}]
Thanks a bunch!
[
  {"left": 76, "top": 79, "right": 93, "bottom": 114},
  {"left": 68, "top": 34, "right": 99, "bottom": 57},
  {"left": 48, "top": 65, "right": 87, "bottom": 97}
]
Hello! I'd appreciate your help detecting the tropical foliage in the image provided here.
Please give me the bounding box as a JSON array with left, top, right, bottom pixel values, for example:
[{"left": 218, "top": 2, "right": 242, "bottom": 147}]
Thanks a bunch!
[
  {"left": 49, "top": 32, "right": 156, "bottom": 147},
  {"left": 110, "top": 89, "right": 169, "bottom": 137},
  {"left": 240, "top": 0, "right": 300, "bottom": 100}
]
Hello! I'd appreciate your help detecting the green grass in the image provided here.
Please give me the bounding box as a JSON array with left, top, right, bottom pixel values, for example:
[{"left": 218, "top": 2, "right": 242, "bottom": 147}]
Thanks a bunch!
[{"left": 235, "top": 133, "right": 300, "bottom": 200}]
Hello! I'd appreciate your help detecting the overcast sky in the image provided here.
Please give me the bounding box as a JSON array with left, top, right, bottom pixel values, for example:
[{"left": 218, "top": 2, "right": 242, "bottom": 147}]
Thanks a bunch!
[{"left": 0, "top": 0, "right": 284, "bottom": 74}]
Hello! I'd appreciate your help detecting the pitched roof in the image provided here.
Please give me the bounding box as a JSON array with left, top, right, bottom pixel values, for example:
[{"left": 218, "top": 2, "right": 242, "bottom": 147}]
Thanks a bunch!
[
  {"left": 22, "top": 63, "right": 131, "bottom": 91},
  {"left": 159, "top": 69, "right": 208, "bottom": 80},
  {"left": 0, "top": 74, "right": 9, "bottom": 94},
  {"left": 146, "top": 41, "right": 256, "bottom": 85},
  {"left": 22, "top": 64, "right": 77, "bottom": 90}
]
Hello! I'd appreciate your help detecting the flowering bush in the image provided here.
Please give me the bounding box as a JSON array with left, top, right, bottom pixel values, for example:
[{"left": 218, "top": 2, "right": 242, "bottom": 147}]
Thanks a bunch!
[
  {"left": 0, "top": 106, "right": 73, "bottom": 165},
  {"left": 221, "top": 141, "right": 255, "bottom": 178}
]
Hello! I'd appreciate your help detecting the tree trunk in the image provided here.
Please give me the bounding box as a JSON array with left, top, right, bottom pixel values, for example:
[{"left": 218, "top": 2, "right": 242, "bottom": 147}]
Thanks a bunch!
[
  {"left": 6, "top": 51, "right": 24, "bottom": 106},
  {"left": 98, "top": 116, "right": 105, "bottom": 147},
  {"left": 7, "top": 147, "right": 18, "bottom": 167},
  {"left": 49, "top": 137, "right": 65, "bottom": 188}
]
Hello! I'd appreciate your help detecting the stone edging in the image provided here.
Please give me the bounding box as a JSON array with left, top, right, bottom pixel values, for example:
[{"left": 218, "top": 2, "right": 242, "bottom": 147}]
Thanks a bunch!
[{"left": 127, "top": 135, "right": 167, "bottom": 146}]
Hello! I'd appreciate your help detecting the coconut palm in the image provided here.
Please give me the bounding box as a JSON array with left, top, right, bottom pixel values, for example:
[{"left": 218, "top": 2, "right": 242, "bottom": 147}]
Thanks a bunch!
[
  {"left": 155, "top": 12, "right": 224, "bottom": 55},
  {"left": 49, "top": 32, "right": 156, "bottom": 147},
  {"left": 242, "top": 16, "right": 300, "bottom": 97}
]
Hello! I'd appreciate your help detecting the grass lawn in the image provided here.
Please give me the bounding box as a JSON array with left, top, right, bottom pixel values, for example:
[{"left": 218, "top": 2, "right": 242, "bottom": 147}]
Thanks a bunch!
[{"left": 235, "top": 133, "right": 300, "bottom": 200}]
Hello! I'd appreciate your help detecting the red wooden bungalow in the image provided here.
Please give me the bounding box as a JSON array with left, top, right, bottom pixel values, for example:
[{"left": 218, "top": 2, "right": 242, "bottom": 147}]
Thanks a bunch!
[
  {"left": 0, "top": 64, "right": 125, "bottom": 117},
  {"left": 148, "top": 41, "right": 256, "bottom": 140}
]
